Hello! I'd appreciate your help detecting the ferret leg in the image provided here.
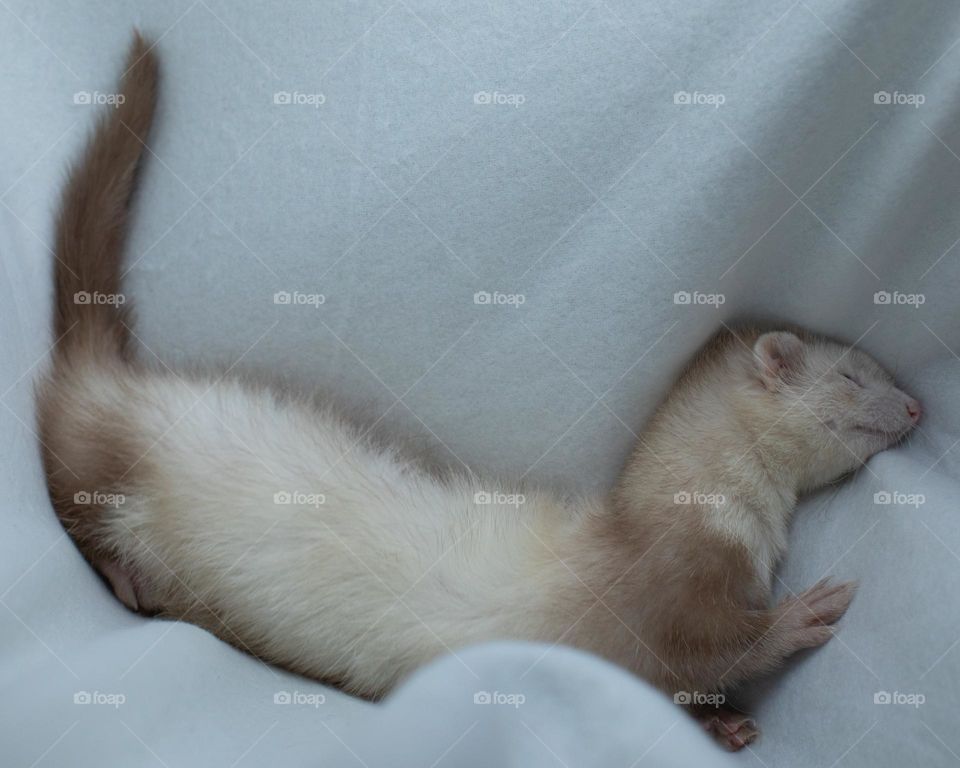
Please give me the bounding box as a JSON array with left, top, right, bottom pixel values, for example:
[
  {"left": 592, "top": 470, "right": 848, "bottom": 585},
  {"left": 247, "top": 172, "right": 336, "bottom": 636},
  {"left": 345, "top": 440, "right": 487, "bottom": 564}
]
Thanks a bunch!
[
  {"left": 690, "top": 705, "right": 759, "bottom": 752},
  {"left": 95, "top": 558, "right": 140, "bottom": 611},
  {"left": 94, "top": 556, "right": 164, "bottom": 614},
  {"left": 718, "top": 578, "right": 857, "bottom": 689}
]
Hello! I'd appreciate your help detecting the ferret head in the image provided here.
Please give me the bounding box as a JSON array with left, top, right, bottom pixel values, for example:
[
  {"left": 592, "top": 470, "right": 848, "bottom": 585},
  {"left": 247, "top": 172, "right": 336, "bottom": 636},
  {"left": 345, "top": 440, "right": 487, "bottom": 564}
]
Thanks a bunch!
[{"left": 750, "top": 330, "right": 920, "bottom": 489}]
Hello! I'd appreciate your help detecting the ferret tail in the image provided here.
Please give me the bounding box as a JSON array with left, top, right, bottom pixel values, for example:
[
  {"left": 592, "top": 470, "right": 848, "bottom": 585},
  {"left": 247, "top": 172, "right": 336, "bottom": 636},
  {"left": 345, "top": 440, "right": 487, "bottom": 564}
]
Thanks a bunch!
[{"left": 52, "top": 31, "right": 158, "bottom": 362}]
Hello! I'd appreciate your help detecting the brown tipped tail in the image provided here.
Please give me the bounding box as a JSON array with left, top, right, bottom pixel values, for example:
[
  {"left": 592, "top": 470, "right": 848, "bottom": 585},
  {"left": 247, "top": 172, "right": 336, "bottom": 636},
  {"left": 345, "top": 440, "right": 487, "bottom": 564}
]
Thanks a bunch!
[{"left": 53, "top": 32, "right": 158, "bottom": 359}]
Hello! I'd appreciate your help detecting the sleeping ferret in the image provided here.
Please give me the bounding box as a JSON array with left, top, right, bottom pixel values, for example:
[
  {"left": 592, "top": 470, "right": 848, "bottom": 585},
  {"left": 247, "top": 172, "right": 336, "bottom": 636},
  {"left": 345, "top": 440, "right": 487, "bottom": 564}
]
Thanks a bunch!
[{"left": 39, "top": 34, "right": 920, "bottom": 750}]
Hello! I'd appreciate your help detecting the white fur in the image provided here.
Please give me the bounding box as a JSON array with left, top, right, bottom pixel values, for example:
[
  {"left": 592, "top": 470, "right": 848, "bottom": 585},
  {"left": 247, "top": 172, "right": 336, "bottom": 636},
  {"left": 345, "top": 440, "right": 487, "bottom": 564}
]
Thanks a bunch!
[
  {"left": 91, "top": 369, "right": 603, "bottom": 692},
  {"left": 55, "top": 328, "right": 918, "bottom": 697}
]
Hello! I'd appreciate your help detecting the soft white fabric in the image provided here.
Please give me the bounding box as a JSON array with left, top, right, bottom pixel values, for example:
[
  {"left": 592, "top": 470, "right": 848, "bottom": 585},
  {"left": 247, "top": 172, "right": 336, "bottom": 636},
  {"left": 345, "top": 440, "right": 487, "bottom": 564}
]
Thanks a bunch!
[{"left": 2, "top": 1, "right": 960, "bottom": 765}]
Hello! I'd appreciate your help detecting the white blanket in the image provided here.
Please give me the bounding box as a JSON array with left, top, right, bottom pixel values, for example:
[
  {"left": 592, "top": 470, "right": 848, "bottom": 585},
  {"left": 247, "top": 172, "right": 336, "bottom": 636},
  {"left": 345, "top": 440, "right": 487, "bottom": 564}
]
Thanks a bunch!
[{"left": 2, "top": 1, "right": 959, "bottom": 765}]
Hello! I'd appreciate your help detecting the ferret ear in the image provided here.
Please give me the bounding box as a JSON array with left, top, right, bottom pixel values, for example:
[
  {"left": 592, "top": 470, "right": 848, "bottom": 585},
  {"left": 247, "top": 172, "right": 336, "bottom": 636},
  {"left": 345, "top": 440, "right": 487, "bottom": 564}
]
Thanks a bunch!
[{"left": 753, "top": 332, "right": 804, "bottom": 391}]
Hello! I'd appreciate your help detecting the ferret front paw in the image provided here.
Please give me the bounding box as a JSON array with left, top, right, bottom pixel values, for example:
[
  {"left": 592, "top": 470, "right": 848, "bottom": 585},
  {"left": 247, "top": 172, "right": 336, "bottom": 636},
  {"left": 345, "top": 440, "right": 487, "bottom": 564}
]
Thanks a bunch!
[
  {"left": 697, "top": 706, "right": 759, "bottom": 751},
  {"left": 778, "top": 578, "right": 857, "bottom": 649}
]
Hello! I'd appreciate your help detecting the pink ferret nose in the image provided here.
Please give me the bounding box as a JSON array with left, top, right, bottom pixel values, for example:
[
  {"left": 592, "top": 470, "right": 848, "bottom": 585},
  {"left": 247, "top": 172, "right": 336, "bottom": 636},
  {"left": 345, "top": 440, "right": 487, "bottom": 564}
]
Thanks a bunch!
[{"left": 906, "top": 399, "right": 922, "bottom": 423}]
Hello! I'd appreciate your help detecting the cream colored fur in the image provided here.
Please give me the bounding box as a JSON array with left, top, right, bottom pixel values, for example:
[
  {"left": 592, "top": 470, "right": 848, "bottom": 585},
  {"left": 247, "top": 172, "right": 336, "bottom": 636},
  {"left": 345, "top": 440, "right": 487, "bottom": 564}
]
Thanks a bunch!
[{"left": 38, "top": 36, "right": 922, "bottom": 750}]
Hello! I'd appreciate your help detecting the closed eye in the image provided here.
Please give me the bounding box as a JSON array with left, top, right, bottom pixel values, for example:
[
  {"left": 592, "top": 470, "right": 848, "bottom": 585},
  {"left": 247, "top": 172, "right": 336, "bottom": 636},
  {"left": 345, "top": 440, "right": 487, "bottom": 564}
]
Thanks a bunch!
[{"left": 841, "top": 373, "right": 862, "bottom": 387}]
